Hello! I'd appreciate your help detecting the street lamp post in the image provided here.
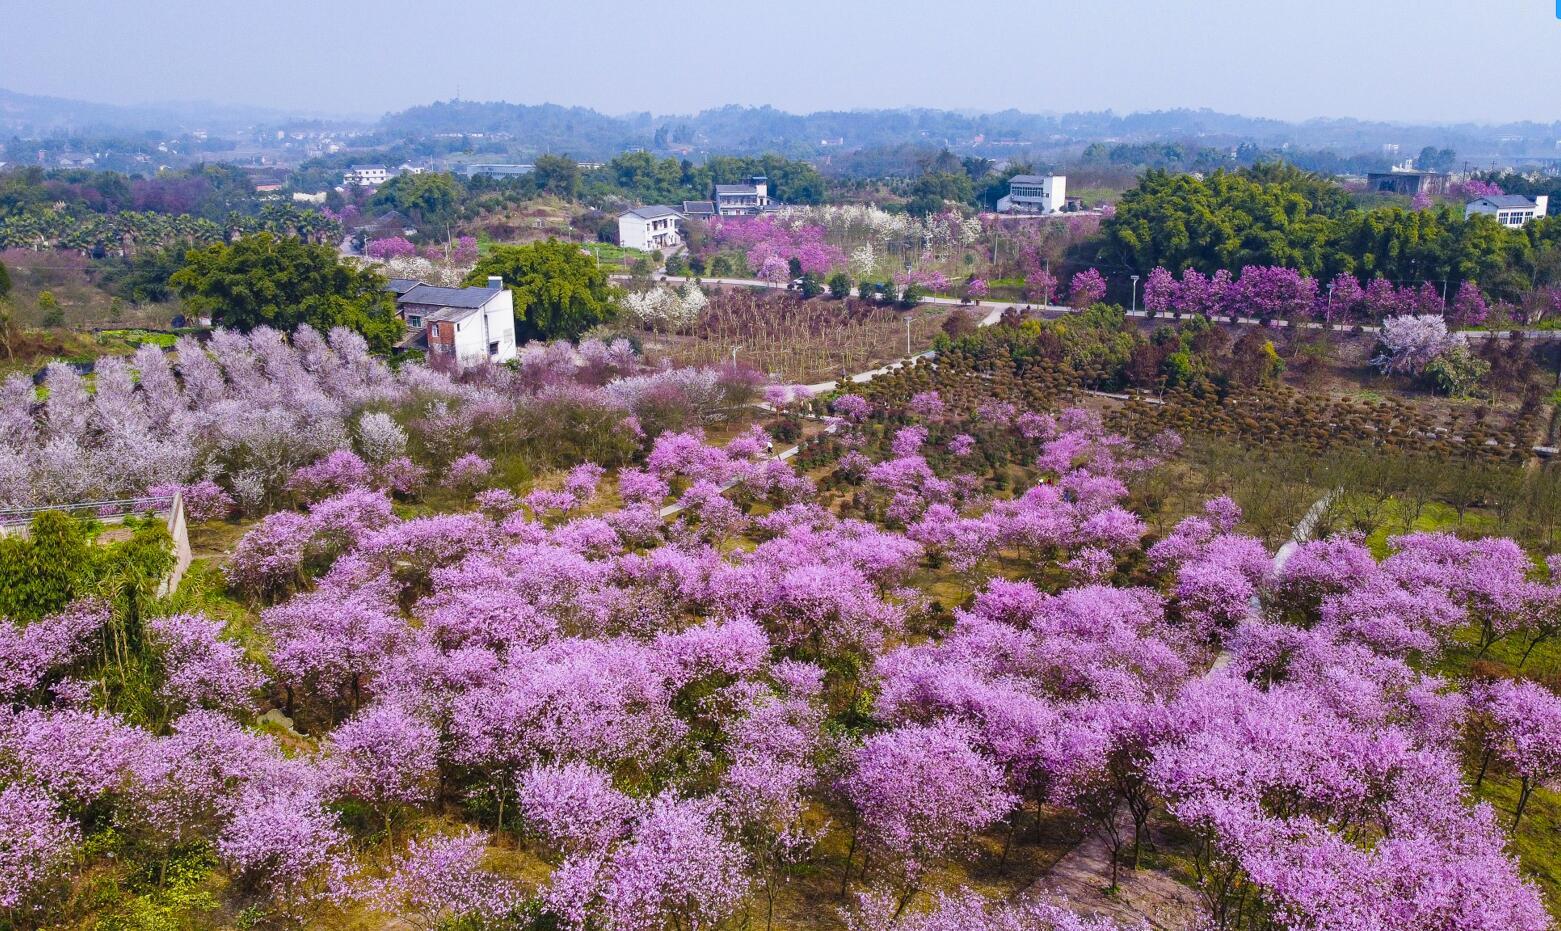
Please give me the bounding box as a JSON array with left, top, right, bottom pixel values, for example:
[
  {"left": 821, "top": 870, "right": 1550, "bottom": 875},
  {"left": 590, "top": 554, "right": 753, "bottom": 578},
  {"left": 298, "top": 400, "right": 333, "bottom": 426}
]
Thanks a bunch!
[
  {"left": 1130, "top": 275, "right": 1140, "bottom": 314},
  {"left": 905, "top": 316, "right": 912, "bottom": 356}
]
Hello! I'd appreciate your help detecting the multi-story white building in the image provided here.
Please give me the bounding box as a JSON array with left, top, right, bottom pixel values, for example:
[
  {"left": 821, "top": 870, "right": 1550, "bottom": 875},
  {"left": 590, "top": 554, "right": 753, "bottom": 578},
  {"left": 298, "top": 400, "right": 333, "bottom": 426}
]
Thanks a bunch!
[
  {"left": 343, "top": 164, "right": 390, "bottom": 186},
  {"left": 714, "top": 176, "right": 772, "bottom": 216},
  {"left": 1465, "top": 194, "right": 1549, "bottom": 228},
  {"left": 996, "top": 174, "right": 1067, "bottom": 214},
  {"left": 392, "top": 276, "right": 517, "bottom": 367},
  {"left": 618, "top": 205, "right": 684, "bottom": 251}
]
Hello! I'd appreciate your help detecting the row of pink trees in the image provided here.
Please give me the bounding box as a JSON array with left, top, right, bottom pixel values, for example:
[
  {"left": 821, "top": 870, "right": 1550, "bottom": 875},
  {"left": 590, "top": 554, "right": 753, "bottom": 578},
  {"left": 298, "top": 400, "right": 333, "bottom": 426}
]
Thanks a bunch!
[{"left": 1138, "top": 265, "right": 1495, "bottom": 326}]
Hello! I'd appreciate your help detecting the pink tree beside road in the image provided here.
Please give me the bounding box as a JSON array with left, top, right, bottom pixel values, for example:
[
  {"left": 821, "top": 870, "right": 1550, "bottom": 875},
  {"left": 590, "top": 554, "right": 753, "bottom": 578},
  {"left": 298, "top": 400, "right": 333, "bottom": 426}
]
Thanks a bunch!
[{"left": 1069, "top": 268, "right": 1107, "bottom": 307}]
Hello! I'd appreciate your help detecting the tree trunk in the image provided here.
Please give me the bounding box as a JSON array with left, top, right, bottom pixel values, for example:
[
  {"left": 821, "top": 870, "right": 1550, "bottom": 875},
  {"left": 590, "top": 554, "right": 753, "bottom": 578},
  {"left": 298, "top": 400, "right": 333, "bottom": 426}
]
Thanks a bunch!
[
  {"left": 839, "top": 815, "right": 859, "bottom": 897},
  {"left": 1514, "top": 778, "right": 1534, "bottom": 830}
]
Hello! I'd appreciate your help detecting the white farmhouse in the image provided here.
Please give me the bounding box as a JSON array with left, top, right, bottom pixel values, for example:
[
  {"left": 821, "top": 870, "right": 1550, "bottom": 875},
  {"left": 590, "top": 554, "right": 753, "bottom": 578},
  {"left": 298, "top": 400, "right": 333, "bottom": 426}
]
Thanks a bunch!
[
  {"left": 392, "top": 276, "right": 517, "bottom": 367},
  {"left": 618, "top": 205, "right": 684, "bottom": 252},
  {"left": 1465, "top": 194, "right": 1549, "bottom": 228},
  {"left": 997, "top": 174, "right": 1066, "bottom": 214},
  {"left": 343, "top": 164, "right": 390, "bottom": 187},
  {"left": 713, "top": 176, "right": 772, "bottom": 216}
]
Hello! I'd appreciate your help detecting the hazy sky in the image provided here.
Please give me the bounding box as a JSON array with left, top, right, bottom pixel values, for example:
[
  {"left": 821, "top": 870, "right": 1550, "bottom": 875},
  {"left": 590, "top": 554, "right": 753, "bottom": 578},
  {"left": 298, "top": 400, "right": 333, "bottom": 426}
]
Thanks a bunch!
[{"left": 3, "top": 0, "right": 1560, "bottom": 124}]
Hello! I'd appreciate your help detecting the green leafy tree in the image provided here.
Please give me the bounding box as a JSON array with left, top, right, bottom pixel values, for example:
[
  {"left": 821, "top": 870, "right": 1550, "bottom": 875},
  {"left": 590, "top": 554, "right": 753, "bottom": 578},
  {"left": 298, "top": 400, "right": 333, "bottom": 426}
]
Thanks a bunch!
[
  {"left": 169, "top": 233, "right": 403, "bottom": 352},
  {"left": 38, "top": 290, "right": 63, "bottom": 328},
  {"left": 0, "top": 255, "right": 11, "bottom": 299},
  {"left": 601, "top": 152, "right": 687, "bottom": 204},
  {"left": 1417, "top": 146, "right": 1456, "bottom": 173},
  {"left": 102, "top": 248, "right": 184, "bottom": 304},
  {"left": 0, "top": 511, "right": 87, "bottom": 620},
  {"left": 533, "top": 154, "right": 580, "bottom": 199},
  {"left": 828, "top": 272, "right": 852, "bottom": 300},
  {"left": 466, "top": 239, "right": 620, "bottom": 342},
  {"left": 1426, "top": 343, "right": 1489, "bottom": 398},
  {"left": 370, "top": 172, "right": 462, "bottom": 228},
  {"left": 799, "top": 272, "right": 823, "bottom": 298},
  {"left": 906, "top": 172, "right": 974, "bottom": 216}
]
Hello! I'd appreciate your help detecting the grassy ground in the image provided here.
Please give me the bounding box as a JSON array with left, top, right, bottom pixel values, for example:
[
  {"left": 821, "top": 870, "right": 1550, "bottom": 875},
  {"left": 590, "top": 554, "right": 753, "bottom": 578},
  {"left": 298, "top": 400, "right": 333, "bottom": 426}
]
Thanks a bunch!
[
  {"left": 1433, "top": 624, "right": 1561, "bottom": 920},
  {"left": 580, "top": 242, "right": 652, "bottom": 267},
  {"left": 1360, "top": 498, "right": 1501, "bottom": 558}
]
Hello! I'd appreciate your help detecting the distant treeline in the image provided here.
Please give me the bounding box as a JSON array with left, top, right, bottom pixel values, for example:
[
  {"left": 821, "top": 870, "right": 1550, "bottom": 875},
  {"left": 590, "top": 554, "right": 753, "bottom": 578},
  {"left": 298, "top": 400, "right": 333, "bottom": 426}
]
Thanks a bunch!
[{"left": 370, "top": 100, "right": 1561, "bottom": 162}]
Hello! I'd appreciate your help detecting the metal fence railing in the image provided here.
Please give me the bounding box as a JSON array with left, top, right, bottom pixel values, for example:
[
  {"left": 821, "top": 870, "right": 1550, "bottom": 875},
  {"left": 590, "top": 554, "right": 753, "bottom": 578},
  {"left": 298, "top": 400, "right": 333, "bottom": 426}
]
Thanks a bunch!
[{"left": 0, "top": 495, "right": 177, "bottom": 527}]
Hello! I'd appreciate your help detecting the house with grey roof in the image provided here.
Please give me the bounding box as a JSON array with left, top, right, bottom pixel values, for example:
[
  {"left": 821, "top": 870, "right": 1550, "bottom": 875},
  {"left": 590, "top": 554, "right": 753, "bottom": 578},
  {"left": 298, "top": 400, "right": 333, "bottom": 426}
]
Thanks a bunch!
[
  {"left": 1465, "top": 194, "right": 1549, "bottom": 228},
  {"left": 618, "top": 205, "right": 685, "bottom": 252},
  {"left": 682, "top": 200, "right": 717, "bottom": 221},
  {"left": 343, "top": 165, "right": 390, "bottom": 187},
  {"left": 390, "top": 276, "right": 516, "bottom": 367},
  {"left": 997, "top": 174, "right": 1067, "bottom": 214},
  {"left": 713, "top": 176, "right": 773, "bottom": 216}
]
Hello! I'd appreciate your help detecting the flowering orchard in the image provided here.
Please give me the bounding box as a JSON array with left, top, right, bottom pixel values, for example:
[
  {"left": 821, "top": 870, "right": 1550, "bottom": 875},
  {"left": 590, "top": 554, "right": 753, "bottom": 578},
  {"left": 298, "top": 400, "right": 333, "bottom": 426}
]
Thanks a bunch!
[
  {"left": 0, "top": 326, "right": 778, "bottom": 513},
  {"left": 4, "top": 365, "right": 1559, "bottom": 929}
]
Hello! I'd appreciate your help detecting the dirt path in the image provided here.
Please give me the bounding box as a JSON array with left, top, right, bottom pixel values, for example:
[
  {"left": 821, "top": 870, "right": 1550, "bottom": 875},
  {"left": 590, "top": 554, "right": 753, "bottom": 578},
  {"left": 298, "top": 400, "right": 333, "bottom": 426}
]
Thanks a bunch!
[{"left": 1024, "top": 811, "right": 1203, "bottom": 929}]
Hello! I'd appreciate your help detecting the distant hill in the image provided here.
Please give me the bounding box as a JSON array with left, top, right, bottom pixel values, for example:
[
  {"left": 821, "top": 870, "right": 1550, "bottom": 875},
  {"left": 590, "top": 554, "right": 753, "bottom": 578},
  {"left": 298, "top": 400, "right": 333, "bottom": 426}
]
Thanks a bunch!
[
  {"left": 0, "top": 87, "right": 320, "bottom": 135},
  {"left": 6, "top": 87, "right": 1559, "bottom": 165},
  {"left": 377, "top": 100, "right": 1561, "bottom": 162},
  {"left": 377, "top": 100, "right": 649, "bottom": 157}
]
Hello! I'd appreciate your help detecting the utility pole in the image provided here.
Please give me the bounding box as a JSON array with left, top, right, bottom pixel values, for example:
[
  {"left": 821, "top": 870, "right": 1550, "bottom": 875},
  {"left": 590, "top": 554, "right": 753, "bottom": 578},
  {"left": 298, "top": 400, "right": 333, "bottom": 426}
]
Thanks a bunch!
[
  {"left": 731, "top": 345, "right": 743, "bottom": 367},
  {"left": 905, "top": 315, "right": 912, "bottom": 356}
]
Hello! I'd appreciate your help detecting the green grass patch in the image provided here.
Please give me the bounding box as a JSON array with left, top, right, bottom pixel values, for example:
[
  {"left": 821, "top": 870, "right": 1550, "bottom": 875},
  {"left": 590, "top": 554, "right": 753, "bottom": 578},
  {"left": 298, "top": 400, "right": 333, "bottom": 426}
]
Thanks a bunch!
[
  {"left": 1434, "top": 626, "right": 1561, "bottom": 920},
  {"left": 1361, "top": 499, "right": 1500, "bottom": 558},
  {"left": 1472, "top": 770, "right": 1561, "bottom": 918},
  {"left": 580, "top": 242, "right": 651, "bottom": 266},
  {"left": 96, "top": 328, "right": 178, "bottom": 348}
]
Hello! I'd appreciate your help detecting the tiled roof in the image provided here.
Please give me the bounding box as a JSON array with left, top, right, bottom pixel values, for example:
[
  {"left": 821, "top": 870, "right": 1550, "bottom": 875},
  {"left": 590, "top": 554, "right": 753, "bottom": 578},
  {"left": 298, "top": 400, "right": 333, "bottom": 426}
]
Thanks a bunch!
[
  {"left": 422, "top": 305, "right": 483, "bottom": 323},
  {"left": 1473, "top": 195, "right": 1540, "bottom": 209},
  {"left": 398, "top": 283, "right": 501, "bottom": 310},
  {"left": 623, "top": 204, "right": 682, "bottom": 220}
]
